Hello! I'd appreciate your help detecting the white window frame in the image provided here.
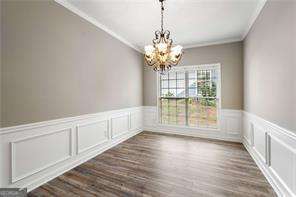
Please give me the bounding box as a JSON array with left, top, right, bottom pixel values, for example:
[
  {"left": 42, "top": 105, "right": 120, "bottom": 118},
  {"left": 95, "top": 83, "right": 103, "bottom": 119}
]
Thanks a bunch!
[{"left": 156, "top": 63, "right": 222, "bottom": 130}]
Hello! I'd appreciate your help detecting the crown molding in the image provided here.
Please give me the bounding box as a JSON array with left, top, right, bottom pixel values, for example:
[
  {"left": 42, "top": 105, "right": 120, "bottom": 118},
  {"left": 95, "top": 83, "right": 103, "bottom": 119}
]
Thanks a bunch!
[
  {"left": 241, "top": 0, "right": 267, "bottom": 39},
  {"left": 183, "top": 38, "right": 242, "bottom": 50},
  {"left": 54, "top": 0, "right": 143, "bottom": 53}
]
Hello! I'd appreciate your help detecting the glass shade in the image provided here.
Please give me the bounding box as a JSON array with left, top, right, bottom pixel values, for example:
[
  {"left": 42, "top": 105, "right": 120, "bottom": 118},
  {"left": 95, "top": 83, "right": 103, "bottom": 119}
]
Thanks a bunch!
[
  {"left": 171, "top": 45, "right": 183, "bottom": 54},
  {"left": 145, "top": 45, "right": 155, "bottom": 56},
  {"left": 155, "top": 43, "right": 168, "bottom": 53},
  {"left": 169, "top": 45, "right": 183, "bottom": 62}
]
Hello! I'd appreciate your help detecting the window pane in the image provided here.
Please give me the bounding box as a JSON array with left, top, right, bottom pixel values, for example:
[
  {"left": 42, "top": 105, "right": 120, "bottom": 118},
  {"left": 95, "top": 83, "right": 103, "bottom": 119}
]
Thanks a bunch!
[
  {"left": 169, "top": 116, "right": 177, "bottom": 124},
  {"left": 162, "top": 89, "right": 168, "bottom": 97},
  {"left": 207, "top": 98, "right": 217, "bottom": 128},
  {"left": 177, "top": 99, "right": 186, "bottom": 125},
  {"left": 188, "top": 79, "right": 197, "bottom": 88},
  {"left": 168, "top": 99, "right": 177, "bottom": 124},
  {"left": 162, "top": 116, "right": 169, "bottom": 124},
  {"left": 168, "top": 99, "right": 176, "bottom": 108},
  {"left": 197, "top": 98, "right": 208, "bottom": 127},
  {"left": 177, "top": 80, "right": 185, "bottom": 88},
  {"left": 197, "top": 70, "right": 205, "bottom": 80},
  {"left": 161, "top": 80, "right": 168, "bottom": 88},
  {"left": 160, "top": 98, "right": 169, "bottom": 124},
  {"left": 197, "top": 81, "right": 206, "bottom": 97},
  {"left": 188, "top": 98, "right": 198, "bottom": 127},
  {"left": 206, "top": 70, "right": 211, "bottom": 80},
  {"left": 161, "top": 98, "right": 168, "bottom": 109},
  {"left": 188, "top": 71, "right": 197, "bottom": 79},
  {"left": 197, "top": 81, "right": 217, "bottom": 97},
  {"left": 167, "top": 89, "right": 176, "bottom": 97},
  {"left": 189, "top": 88, "right": 197, "bottom": 97},
  {"left": 208, "top": 81, "right": 217, "bottom": 97},
  {"left": 212, "top": 70, "right": 218, "bottom": 82},
  {"left": 169, "top": 72, "right": 177, "bottom": 80},
  {"left": 176, "top": 72, "right": 185, "bottom": 79},
  {"left": 162, "top": 89, "right": 176, "bottom": 97},
  {"left": 169, "top": 80, "right": 177, "bottom": 88},
  {"left": 176, "top": 89, "right": 185, "bottom": 97}
]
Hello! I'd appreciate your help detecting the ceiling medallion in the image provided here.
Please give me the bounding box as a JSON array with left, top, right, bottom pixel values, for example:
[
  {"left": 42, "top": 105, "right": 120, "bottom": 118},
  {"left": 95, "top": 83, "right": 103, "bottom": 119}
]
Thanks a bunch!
[{"left": 144, "top": 0, "right": 183, "bottom": 74}]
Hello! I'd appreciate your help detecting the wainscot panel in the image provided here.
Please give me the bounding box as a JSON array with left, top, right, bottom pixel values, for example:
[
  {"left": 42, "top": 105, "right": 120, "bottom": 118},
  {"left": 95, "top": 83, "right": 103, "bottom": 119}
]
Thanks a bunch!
[
  {"left": 0, "top": 107, "right": 143, "bottom": 191},
  {"left": 111, "top": 114, "right": 130, "bottom": 139},
  {"left": 243, "top": 112, "right": 296, "bottom": 197},
  {"left": 11, "top": 128, "right": 72, "bottom": 183},
  {"left": 130, "top": 111, "right": 143, "bottom": 131},
  {"left": 76, "top": 120, "right": 109, "bottom": 154}
]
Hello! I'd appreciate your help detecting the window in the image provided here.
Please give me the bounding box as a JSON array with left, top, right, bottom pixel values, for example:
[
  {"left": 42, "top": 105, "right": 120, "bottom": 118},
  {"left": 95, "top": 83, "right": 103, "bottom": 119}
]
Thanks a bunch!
[{"left": 158, "top": 64, "right": 220, "bottom": 128}]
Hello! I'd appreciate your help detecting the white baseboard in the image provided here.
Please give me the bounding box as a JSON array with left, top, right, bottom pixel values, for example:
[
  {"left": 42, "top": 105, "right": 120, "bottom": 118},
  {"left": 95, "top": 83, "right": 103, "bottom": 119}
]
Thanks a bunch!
[
  {"left": 243, "top": 112, "right": 296, "bottom": 197},
  {"left": 0, "top": 107, "right": 143, "bottom": 191},
  {"left": 144, "top": 126, "right": 242, "bottom": 142},
  {"left": 143, "top": 106, "right": 243, "bottom": 142}
]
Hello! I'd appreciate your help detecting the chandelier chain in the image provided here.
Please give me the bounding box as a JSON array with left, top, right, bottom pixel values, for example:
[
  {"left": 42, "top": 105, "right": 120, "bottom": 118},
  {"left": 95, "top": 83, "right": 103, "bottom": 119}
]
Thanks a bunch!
[{"left": 161, "top": 0, "right": 164, "bottom": 33}]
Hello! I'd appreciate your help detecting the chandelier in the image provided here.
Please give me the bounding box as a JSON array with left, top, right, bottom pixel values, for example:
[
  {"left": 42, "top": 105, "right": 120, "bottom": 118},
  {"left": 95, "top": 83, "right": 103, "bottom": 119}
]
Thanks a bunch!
[{"left": 144, "top": 0, "right": 183, "bottom": 73}]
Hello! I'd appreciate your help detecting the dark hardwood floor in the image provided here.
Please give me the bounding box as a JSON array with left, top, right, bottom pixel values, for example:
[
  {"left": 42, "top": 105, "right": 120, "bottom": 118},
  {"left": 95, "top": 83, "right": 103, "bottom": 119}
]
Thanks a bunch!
[{"left": 29, "top": 131, "right": 276, "bottom": 197}]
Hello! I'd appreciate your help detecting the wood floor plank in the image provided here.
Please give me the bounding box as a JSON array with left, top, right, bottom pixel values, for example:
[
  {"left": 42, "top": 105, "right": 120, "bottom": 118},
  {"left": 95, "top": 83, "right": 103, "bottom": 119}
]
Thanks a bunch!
[{"left": 29, "top": 131, "right": 277, "bottom": 197}]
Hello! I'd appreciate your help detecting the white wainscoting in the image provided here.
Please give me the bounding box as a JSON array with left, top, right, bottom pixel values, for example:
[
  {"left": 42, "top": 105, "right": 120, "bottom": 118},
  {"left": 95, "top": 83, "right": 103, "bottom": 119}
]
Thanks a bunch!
[
  {"left": 0, "top": 107, "right": 143, "bottom": 191},
  {"left": 143, "top": 106, "right": 243, "bottom": 142},
  {"left": 111, "top": 114, "right": 130, "bottom": 139},
  {"left": 11, "top": 128, "right": 73, "bottom": 183},
  {"left": 130, "top": 111, "right": 143, "bottom": 131},
  {"left": 243, "top": 112, "right": 296, "bottom": 197},
  {"left": 76, "top": 120, "right": 109, "bottom": 154},
  {"left": 1, "top": 105, "right": 295, "bottom": 197}
]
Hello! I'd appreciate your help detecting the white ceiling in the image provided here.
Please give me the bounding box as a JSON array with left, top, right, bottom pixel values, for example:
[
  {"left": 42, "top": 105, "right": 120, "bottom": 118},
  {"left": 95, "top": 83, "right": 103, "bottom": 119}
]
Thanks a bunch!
[{"left": 56, "top": 0, "right": 266, "bottom": 52}]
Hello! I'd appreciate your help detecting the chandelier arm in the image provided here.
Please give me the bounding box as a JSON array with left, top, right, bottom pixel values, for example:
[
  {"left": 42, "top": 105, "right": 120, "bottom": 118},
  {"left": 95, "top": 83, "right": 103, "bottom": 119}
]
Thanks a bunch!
[
  {"left": 163, "top": 30, "right": 172, "bottom": 45},
  {"left": 154, "top": 62, "right": 162, "bottom": 71},
  {"left": 153, "top": 30, "right": 161, "bottom": 44},
  {"left": 145, "top": 59, "right": 156, "bottom": 67},
  {"left": 168, "top": 54, "right": 183, "bottom": 66},
  {"left": 164, "top": 30, "right": 170, "bottom": 39},
  {"left": 147, "top": 59, "right": 159, "bottom": 68},
  {"left": 166, "top": 61, "right": 175, "bottom": 66},
  {"left": 144, "top": 55, "right": 156, "bottom": 66},
  {"left": 165, "top": 38, "right": 173, "bottom": 46},
  {"left": 155, "top": 30, "right": 161, "bottom": 39},
  {"left": 152, "top": 61, "right": 159, "bottom": 67}
]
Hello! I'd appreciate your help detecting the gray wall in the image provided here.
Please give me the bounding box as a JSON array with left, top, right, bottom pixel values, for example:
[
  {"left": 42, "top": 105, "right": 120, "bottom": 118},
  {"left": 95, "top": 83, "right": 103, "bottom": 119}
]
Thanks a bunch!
[
  {"left": 243, "top": 1, "right": 296, "bottom": 133},
  {"left": 0, "top": 0, "right": 2, "bottom": 127},
  {"left": 144, "top": 42, "right": 244, "bottom": 110},
  {"left": 1, "top": 1, "right": 143, "bottom": 127}
]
